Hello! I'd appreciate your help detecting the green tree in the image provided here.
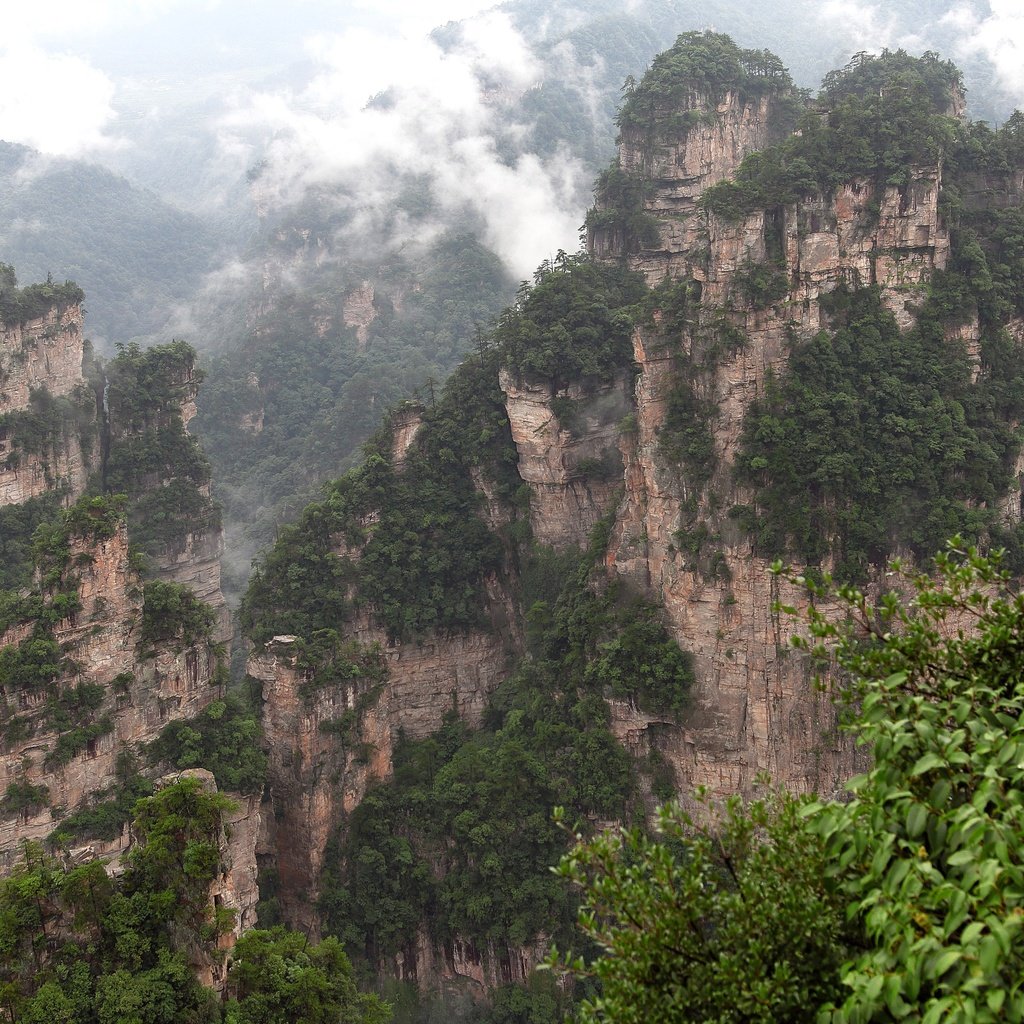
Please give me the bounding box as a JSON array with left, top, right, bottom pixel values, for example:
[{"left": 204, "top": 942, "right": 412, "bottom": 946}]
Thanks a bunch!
[
  {"left": 793, "top": 544, "right": 1024, "bottom": 1022},
  {"left": 551, "top": 789, "right": 849, "bottom": 1023},
  {"left": 224, "top": 928, "right": 391, "bottom": 1024},
  {"left": 554, "top": 543, "right": 1024, "bottom": 1022}
]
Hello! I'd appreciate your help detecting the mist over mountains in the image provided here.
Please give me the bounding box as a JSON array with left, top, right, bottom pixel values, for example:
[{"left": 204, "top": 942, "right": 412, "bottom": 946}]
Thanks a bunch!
[
  {"left": 2, "top": 0, "right": 1023, "bottom": 599},
  {"left": 2, "top": 1, "right": 1021, "bottom": 333}
]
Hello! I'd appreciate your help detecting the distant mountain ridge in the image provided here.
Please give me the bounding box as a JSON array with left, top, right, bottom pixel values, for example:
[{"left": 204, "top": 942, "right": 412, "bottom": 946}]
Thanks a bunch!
[{"left": 0, "top": 141, "right": 219, "bottom": 347}]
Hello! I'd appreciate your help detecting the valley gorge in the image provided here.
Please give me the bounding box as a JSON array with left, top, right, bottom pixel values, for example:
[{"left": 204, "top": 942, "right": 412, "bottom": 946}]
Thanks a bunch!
[{"left": 4, "top": 30, "right": 1024, "bottom": 1024}]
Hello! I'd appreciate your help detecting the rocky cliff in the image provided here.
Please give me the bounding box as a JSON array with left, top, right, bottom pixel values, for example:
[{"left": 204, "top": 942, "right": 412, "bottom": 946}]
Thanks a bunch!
[
  {"left": 102, "top": 340, "right": 231, "bottom": 643},
  {"left": 250, "top": 569, "right": 517, "bottom": 935},
  {"left": 0, "top": 507, "right": 226, "bottom": 869},
  {"left": 0, "top": 296, "right": 101, "bottom": 507},
  {"left": 243, "top": 36, "right": 1024, "bottom": 1010},
  {"left": 0, "top": 287, "right": 233, "bottom": 880},
  {"left": 0, "top": 300, "right": 87, "bottom": 413},
  {"left": 577, "top": 111, "right": 954, "bottom": 799}
]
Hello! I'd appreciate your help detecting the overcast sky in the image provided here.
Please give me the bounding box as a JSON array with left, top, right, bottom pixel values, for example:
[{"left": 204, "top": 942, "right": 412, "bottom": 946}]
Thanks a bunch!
[
  {"left": 0, "top": 1, "right": 501, "bottom": 156},
  {"left": 4, "top": 0, "right": 1024, "bottom": 162}
]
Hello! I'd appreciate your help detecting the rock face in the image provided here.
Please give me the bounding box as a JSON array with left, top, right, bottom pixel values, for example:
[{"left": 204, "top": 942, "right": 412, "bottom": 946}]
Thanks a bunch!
[
  {"left": 147, "top": 512, "right": 232, "bottom": 646},
  {"left": 590, "top": 89, "right": 785, "bottom": 281},
  {"left": 104, "top": 344, "right": 231, "bottom": 645},
  {"left": 251, "top": 598, "right": 515, "bottom": 935},
  {"left": 500, "top": 370, "right": 631, "bottom": 549},
  {"left": 608, "top": 327, "right": 861, "bottom": 797},
  {"left": 0, "top": 300, "right": 100, "bottom": 507},
  {"left": 585, "top": 90, "right": 956, "bottom": 799},
  {"left": 0, "top": 303, "right": 86, "bottom": 414},
  {"left": 0, "top": 296, "right": 232, "bottom": 871},
  {"left": 343, "top": 281, "right": 377, "bottom": 349},
  {"left": 0, "top": 426, "right": 93, "bottom": 506},
  {"left": 0, "top": 521, "right": 225, "bottom": 869},
  {"left": 390, "top": 932, "right": 548, "bottom": 994}
]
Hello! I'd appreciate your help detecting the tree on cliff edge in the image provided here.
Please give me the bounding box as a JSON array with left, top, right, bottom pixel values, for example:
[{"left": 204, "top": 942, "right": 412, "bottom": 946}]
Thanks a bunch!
[{"left": 552, "top": 542, "right": 1024, "bottom": 1023}]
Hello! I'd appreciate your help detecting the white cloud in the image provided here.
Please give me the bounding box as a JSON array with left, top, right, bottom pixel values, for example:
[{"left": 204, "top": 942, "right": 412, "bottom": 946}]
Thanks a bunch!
[
  {"left": 3, "top": 0, "right": 191, "bottom": 44},
  {"left": 220, "top": 9, "right": 585, "bottom": 276},
  {"left": 0, "top": 44, "right": 120, "bottom": 155},
  {"left": 816, "top": 0, "right": 900, "bottom": 51},
  {"left": 944, "top": 0, "right": 1024, "bottom": 104},
  {"left": 345, "top": 0, "right": 498, "bottom": 36},
  {"left": 814, "top": 0, "right": 932, "bottom": 58}
]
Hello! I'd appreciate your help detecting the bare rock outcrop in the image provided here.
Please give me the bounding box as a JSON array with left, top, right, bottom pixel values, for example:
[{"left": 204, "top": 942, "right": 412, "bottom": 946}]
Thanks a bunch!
[
  {"left": 499, "top": 370, "right": 630, "bottom": 549},
  {"left": 0, "top": 303, "right": 85, "bottom": 414},
  {"left": 343, "top": 281, "right": 377, "bottom": 349},
  {"left": 0, "top": 426, "right": 94, "bottom": 506},
  {"left": 392, "top": 931, "right": 549, "bottom": 993},
  {"left": 147, "top": 513, "right": 232, "bottom": 646}
]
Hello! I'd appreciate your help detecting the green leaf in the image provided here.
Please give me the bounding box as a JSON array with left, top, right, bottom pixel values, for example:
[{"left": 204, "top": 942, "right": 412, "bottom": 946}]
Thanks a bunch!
[
  {"left": 906, "top": 802, "right": 928, "bottom": 838},
  {"left": 911, "top": 753, "right": 945, "bottom": 777}
]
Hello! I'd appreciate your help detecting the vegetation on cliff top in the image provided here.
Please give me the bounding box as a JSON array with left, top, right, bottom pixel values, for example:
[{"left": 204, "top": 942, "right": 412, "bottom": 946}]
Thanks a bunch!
[
  {"left": 0, "top": 263, "right": 84, "bottom": 327},
  {"left": 616, "top": 31, "right": 794, "bottom": 137},
  {"left": 496, "top": 252, "right": 646, "bottom": 386},
  {"left": 243, "top": 341, "right": 519, "bottom": 646},
  {"left": 587, "top": 33, "right": 798, "bottom": 253},
  {"left": 701, "top": 49, "right": 962, "bottom": 220}
]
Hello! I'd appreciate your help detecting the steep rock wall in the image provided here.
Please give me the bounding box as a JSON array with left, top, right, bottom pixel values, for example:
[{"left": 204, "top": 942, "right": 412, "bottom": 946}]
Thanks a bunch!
[
  {"left": 0, "top": 304, "right": 85, "bottom": 414},
  {"left": 500, "top": 370, "right": 631, "bottom": 549},
  {"left": 147, "top": 508, "right": 232, "bottom": 646},
  {"left": 587, "top": 95, "right": 953, "bottom": 800},
  {"left": 591, "top": 90, "right": 783, "bottom": 281},
  {"left": 606, "top": 325, "right": 861, "bottom": 798},
  {"left": 0, "top": 521, "right": 225, "bottom": 868},
  {"left": 251, "top": 591, "right": 516, "bottom": 935},
  {"left": 389, "top": 931, "right": 548, "bottom": 994},
  {"left": 0, "top": 300, "right": 99, "bottom": 508},
  {"left": 0, "top": 428, "right": 92, "bottom": 506}
]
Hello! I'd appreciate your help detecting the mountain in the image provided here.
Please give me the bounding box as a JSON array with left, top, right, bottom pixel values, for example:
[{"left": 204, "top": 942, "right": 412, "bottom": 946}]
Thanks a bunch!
[
  {"left": 0, "top": 143, "right": 220, "bottom": 347},
  {"left": 4, "top": 23, "right": 1024, "bottom": 1024},
  {"left": 233, "top": 34, "right": 1024, "bottom": 1018}
]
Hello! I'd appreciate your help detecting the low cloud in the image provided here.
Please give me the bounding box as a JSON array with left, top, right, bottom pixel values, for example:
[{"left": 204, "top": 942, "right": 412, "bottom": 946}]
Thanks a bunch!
[
  {"left": 218, "top": 9, "right": 587, "bottom": 278},
  {"left": 0, "top": 44, "right": 120, "bottom": 156},
  {"left": 943, "top": 0, "right": 1024, "bottom": 105},
  {"left": 814, "top": 0, "right": 932, "bottom": 62}
]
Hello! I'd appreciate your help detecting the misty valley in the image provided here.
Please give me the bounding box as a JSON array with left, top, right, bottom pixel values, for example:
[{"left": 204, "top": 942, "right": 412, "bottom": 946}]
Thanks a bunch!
[{"left": 3, "top": 3, "right": 1024, "bottom": 1022}]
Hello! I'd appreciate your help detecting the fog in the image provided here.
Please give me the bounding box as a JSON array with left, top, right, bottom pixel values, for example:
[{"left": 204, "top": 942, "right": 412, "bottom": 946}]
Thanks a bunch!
[
  {"left": 2, "top": 1, "right": 1023, "bottom": 302},
  {"left": 5, "top": 4, "right": 1022, "bottom": 243}
]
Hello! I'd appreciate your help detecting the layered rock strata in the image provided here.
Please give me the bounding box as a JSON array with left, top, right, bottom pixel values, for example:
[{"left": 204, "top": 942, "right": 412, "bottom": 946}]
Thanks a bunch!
[
  {"left": 0, "top": 300, "right": 100, "bottom": 507},
  {"left": 0, "top": 425, "right": 93, "bottom": 505},
  {"left": 499, "top": 370, "right": 631, "bottom": 549},
  {"left": 0, "top": 303, "right": 86, "bottom": 413},
  {"left": 586, "top": 91, "right": 954, "bottom": 799}
]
